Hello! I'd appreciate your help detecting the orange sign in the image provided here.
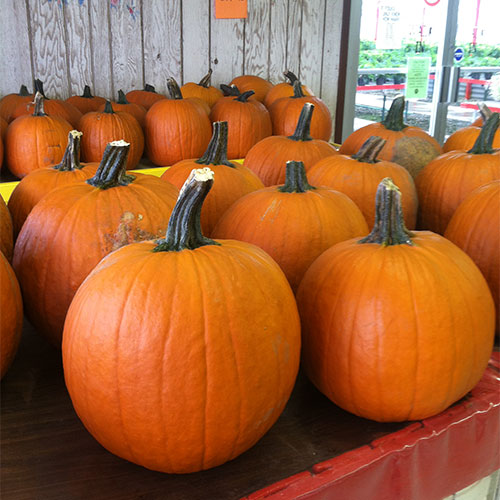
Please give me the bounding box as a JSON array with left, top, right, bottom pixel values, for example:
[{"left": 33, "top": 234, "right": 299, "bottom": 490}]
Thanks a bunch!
[{"left": 215, "top": 0, "right": 248, "bottom": 19}]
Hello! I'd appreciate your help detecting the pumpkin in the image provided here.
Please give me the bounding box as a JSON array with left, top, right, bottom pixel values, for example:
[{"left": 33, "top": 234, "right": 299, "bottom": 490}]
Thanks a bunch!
[
  {"left": 229, "top": 74, "right": 273, "bottom": 103},
  {"left": 5, "top": 92, "right": 73, "bottom": 178},
  {"left": 269, "top": 80, "right": 332, "bottom": 141},
  {"left": 416, "top": 112, "right": 500, "bottom": 234},
  {"left": 209, "top": 90, "right": 272, "bottom": 159},
  {"left": 213, "top": 160, "right": 368, "bottom": 292},
  {"left": 181, "top": 69, "right": 224, "bottom": 109},
  {"left": 62, "top": 167, "right": 301, "bottom": 473},
  {"left": 65, "top": 85, "right": 106, "bottom": 114},
  {"left": 161, "top": 121, "right": 264, "bottom": 235},
  {"left": 145, "top": 78, "right": 212, "bottom": 166},
  {"left": 98, "top": 90, "right": 147, "bottom": 129},
  {"left": 13, "top": 141, "right": 179, "bottom": 346},
  {"left": 339, "top": 95, "right": 442, "bottom": 178},
  {"left": 445, "top": 180, "right": 500, "bottom": 332},
  {"left": 297, "top": 178, "right": 495, "bottom": 422},
  {"left": 0, "top": 85, "right": 32, "bottom": 123},
  {"left": 0, "top": 252, "right": 23, "bottom": 379},
  {"left": 0, "top": 194, "right": 14, "bottom": 261},
  {"left": 8, "top": 130, "right": 98, "bottom": 237},
  {"left": 126, "top": 84, "right": 166, "bottom": 110},
  {"left": 79, "top": 101, "right": 144, "bottom": 169},
  {"left": 11, "top": 79, "right": 82, "bottom": 128},
  {"left": 308, "top": 136, "right": 418, "bottom": 229},
  {"left": 243, "top": 102, "right": 338, "bottom": 186},
  {"left": 220, "top": 83, "right": 257, "bottom": 100},
  {"left": 263, "top": 70, "right": 313, "bottom": 109}
]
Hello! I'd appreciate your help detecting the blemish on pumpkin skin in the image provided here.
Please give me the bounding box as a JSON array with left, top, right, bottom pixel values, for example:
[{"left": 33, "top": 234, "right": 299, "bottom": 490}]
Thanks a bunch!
[{"left": 260, "top": 199, "right": 282, "bottom": 222}]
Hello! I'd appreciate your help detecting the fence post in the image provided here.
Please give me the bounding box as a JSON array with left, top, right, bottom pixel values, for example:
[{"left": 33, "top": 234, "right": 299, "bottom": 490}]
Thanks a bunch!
[{"left": 381, "top": 94, "right": 387, "bottom": 121}]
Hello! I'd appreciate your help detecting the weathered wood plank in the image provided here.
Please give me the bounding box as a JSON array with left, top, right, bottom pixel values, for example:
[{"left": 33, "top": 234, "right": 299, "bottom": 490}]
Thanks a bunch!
[
  {"left": 182, "top": 0, "right": 210, "bottom": 85},
  {"left": 0, "top": 1, "right": 33, "bottom": 96},
  {"left": 109, "top": 0, "right": 143, "bottom": 95},
  {"left": 143, "top": 0, "right": 182, "bottom": 94},
  {"left": 244, "top": 0, "right": 270, "bottom": 79},
  {"left": 28, "top": 0, "right": 70, "bottom": 99},
  {"left": 286, "top": 0, "right": 302, "bottom": 82},
  {"left": 268, "top": 0, "right": 288, "bottom": 85}
]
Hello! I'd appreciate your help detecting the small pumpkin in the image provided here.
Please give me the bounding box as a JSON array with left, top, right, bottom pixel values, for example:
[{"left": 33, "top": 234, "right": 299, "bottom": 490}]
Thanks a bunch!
[
  {"left": 181, "top": 69, "right": 224, "bottom": 109},
  {"left": 263, "top": 70, "right": 313, "bottom": 109},
  {"left": 243, "top": 102, "right": 338, "bottom": 186},
  {"left": 161, "top": 121, "right": 264, "bottom": 235},
  {"left": 213, "top": 160, "right": 368, "bottom": 292},
  {"left": 99, "top": 90, "right": 147, "bottom": 129},
  {"left": 0, "top": 85, "right": 32, "bottom": 123},
  {"left": 6, "top": 92, "right": 73, "bottom": 178},
  {"left": 65, "top": 85, "right": 107, "bottom": 114},
  {"left": 416, "top": 112, "right": 500, "bottom": 234},
  {"left": 308, "top": 136, "right": 418, "bottom": 229},
  {"left": 62, "top": 167, "right": 301, "bottom": 473},
  {"left": 229, "top": 74, "right": 273, "bottom": 103},
  {"left": 0, "top": 194, "right": 14, "bottom": 261},
  {"left": 339, "top": 95, "right": 442, "bottom": 178},
  {"left": 125, "top": 84, "right": 166, "bottom": 110},
  {"left": 297, "top": 178, "right": 495, "bottom": 422}
]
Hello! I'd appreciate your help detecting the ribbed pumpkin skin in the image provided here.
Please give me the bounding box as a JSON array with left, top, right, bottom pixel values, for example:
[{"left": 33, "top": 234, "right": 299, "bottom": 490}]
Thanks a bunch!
[
  {"left": 308, "top": 154, "right": 418, "bottom": 229},
  {"left": 229, "top": 75, "right": 273, "bottom": 102},
  {"left": 125, "top": 89, "right": 166, "bottom": 110},
  {"left": 0, "top": 195, "right": 14, "bottom": 261},
  {"left": 13, "top": 175, "right": 179, "bottom": 346},
  {"left": 62, "top": 239, "right": 301, "bottom": 473},
  {"left": 5, "top": 115, "right": 73, "bottom": 178},
  {"left": 297, "top": 232, "right": 495, "bottom": 422},
  {"left": 66, "top": 94, "right": 106, "bottom": 115},
  {"left": 0, "top": 252, "right": 23, "bottom": 379},
  {"left": 243, "top": 135, "right": 338, "bottom": 186},
  {"left": 445, "top": 181, "right": 500, "bottom": 332},
  {"left": 443, "top": 126, "right": 500, "bottom": 152},
  {"left": 11, "top": 99, "right": 82, "bottom": 128},
  {"left": 213, "top": 186, "right": 368, "bottom": 292},
  {"left": 161, "top": 161, "right": 264, "bottom": 235},
  {"left": 181, "top": 82, "right": 223, "bottom": 109},
  {"left": 98, "top": 101, "right": 147, "bottom": 128},
  {"left": 78, "top": 111, "right": 144, "bottom": 169},
  {"left": 0, "top": 90, "right": 32, "bottom": 123},
  {"left": 263, "top": 82, "right": 313, "bottom": 109},
  {"left": 145, "top": 100, "right": 212, "bottom": 166},
  {"left": 416, "top": 151, "right": 500, "bottom": 234}
]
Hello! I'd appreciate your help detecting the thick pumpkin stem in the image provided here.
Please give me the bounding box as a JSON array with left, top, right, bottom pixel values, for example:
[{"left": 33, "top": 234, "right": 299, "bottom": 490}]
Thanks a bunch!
[
  {"left": 235, "top": 90, "right": 255, "bottom": 102},
  {"left": 82, "top": 85, "right": 93, "bottom": 98},
  {"left": 381, "top": 95, "right": 407, "bottom": 131},
  {"left": 167, "top": 78, "right": 183, "bottom": 100},
  {"left": 284, "top": 70, "right": 299, "bottom": 85},
  {"left": 154, "top": 168, "right": 219, "bottom": 252},
  {"left": 359, "top": 178, "right": 414, "bottom": 246},
  {"left": 144, "top": 84, "right": 157, "bottom": 93},
  {"left": 288, "top": 103, "right": 314, "bottom": 141},
  {"left": 220, "top": 84, "right": 241, "bottom": 97},
  {"left": 279, "top": 161, "right": 316, "bottom": 193},
  {"left": 87, "top": 141, "right": 135, "bottom": 189},
  {"left": 468, "top": 112, "right": 499, "bottom": 154},
  {"left": 103, "top": 100, "right": 115, "bottom": 114},
  {"left": 195, "top": 121, "right": 234, "bottom": 168},
  {"left": 291, "top": 79, "right": 306, "bottom": 98},
  {"left": 34, "top": 79, "right": 47, "bottom": 98},
  {"left": 198, "top": 69, "right": 213, "bottom": 88},
  {"left": 351, "top": 136, "right": 387, "bottom": 163},
  {"left": 19, "top": 85, "right": 30, "bottom": 97},
  {"left": 478, "top": 103, "right": 492, "bottom": 123},
  {"left": 55, "top": 130, "right": 83, "bottom": 171},
  {"left": 32, "top": 92, "right": 46, "bottom": 116},
  {"left": 117, "top": 90, "right": 129, "bottom": 104}
]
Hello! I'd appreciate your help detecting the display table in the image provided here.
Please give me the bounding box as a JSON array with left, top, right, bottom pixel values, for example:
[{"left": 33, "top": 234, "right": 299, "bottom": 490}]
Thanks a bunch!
[{"left": 1, "top": 320, "right": 499, "bottom": 500}]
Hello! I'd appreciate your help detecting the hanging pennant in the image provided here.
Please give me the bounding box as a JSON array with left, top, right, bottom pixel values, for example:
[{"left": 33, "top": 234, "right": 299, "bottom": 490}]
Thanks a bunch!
[{"left": 215, "top": 0, "right": 248, "bottom": 19}]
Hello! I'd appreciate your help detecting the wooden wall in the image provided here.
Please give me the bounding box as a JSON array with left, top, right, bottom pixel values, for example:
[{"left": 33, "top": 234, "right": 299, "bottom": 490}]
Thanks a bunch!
[{"left": 0, "top": 0, "right": 343, "bottom": 128}]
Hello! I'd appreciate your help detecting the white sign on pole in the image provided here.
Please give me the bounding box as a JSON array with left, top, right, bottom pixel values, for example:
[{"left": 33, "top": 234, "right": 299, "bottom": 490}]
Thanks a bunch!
[{"left": 376, "top": 1, "right": 403, "bottom": 50}]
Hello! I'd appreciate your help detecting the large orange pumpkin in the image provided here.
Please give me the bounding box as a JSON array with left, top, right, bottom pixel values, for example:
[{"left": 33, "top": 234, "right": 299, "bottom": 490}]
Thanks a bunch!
[
  {"left": 339, "top": 95, "right": 442, "bottom": 178},
  {"left": 181, "top": 69, "right": 224, "bottom": 109},
  {"left": 8, "top": 130, "right": 99, "bottom": 237},
  {"left": 125, "top": 84, "right": 167, "bottom": 110},
  {"left": 213, "top": 160, "right": 368, "bottom": 292},
  {"left": 263, "top": 70, "right": 313, "bottom": 109},
  {"left": 13, "top": 141, "right": 179, "bottom": 347},
  {"left": 145, "top": 78, "right": 212, "bottom": 166},
  {"left": 0, "top": 85, "right": 32, "bottom": 123},
  {"left": 243, "top": 102, "right": 338, "bottom": 186},
  {"left": 445, "top": 180, "right": 500, "bottom": 332},
  {"left": 229, "top": 74, "right": 273, "bottom": 103},
  {"left": 0, "top": 252, "right": 23, "bottom": 379},
  {"left": 65, "top": 85, "right": 106, "bottom": 115},
  {"left": 297, "top": 178, "right": 495, "bottom": 422},
  {"left": 62, "top": 167, "right": 301, "bottom": 473},
  {"left": 308, "top": 136, "right": 418, "bottom": 229},
  {"left": 99, "top": 90, "right": 147, "bottom": 129},
  {"left": 161, "top": 121, "right": 264, "bottom": 235},
  {"left": 0, "top": 194, "right": 13, "bottom": 261},
  {"left": 416, "top": 113, "right": 500, "bottom": 234},
  {"left": 5, "top": 92, "right": 73, "bottom": 178}
]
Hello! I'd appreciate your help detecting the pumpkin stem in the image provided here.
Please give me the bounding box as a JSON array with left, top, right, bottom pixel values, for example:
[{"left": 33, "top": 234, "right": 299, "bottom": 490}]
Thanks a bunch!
[
  {"left": 468, "top": 112, "right": 499, "bottom": 154},
  {"left": 117, "top": 90, "right": 129, "bottom": 104},
  {"left": 167, "top": 78, "right": 183, "bottom": 100},
  {"left": 82, "top": 85, "right": 93, "bottom": 98},
  {"left": 278, "top": 161, "right": 316, "bottom": 193},
  {"left": 55, "top": 130, "right": 83, "bottom": 171},
  {"left": 198, "top": 69, "right": 213, "bottom": 88},
  {"left": 220, "top": 84, "right": 241, "bottom": 96},
  {"left": 351, "top": 136, "right": 387, "bottom": 163},
  {"left": 86, "top": 141, "right": 136, "bottom": 189},
  {"left": 195, "top": 121, "right": 234, "bottom": 168},
  {"left": 381, "top": 95, "right": 407, "bottom": 132},
  {"left": 291, "top": 79, "right": 306, "bottom": 98},
  {"left": 32, "top": 91, "right": 46, "bottom": 117},
  {"left": 478, "top": 103, "right": 492, "bottom": 123},
  {"left": 34, "top": 79, "right": 47, "bottom": 98},
  {"left": 235, "top": 90, "right": 255, "bottom": 102},
  {"left": 154, "top": 168, "right": 220, "bottom": 252},
  {"left": 19, "top": 85, "right": 30, "bottom": 97},
  {"left": 359, "top": 178, "right": 414, "bottom": 246},
  {"left": 144, "top": 84, "right": 157, "bottom": 93},
  {"left": 288, "top": 103, "right": 314, "bottom": 141},
  {"left": 284, "top": 70, "right": 299, "bottom": 85},
  {"left": 103, "top": 100, "right": 115, "bottom": 114}
]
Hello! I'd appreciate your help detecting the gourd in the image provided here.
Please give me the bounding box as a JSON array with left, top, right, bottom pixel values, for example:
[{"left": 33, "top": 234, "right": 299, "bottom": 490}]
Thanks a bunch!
[
  {"left": 65, "top": 85, "right": 106, "bottom": 114},
  {"left": 181, "top": 69, "right": 224, "bottom": 108}
]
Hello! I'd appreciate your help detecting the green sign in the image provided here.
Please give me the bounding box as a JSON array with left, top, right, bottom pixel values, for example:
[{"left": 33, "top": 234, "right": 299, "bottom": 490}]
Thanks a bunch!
[{"left": 406, "top": 57, "right": 431, "bottom": 99}]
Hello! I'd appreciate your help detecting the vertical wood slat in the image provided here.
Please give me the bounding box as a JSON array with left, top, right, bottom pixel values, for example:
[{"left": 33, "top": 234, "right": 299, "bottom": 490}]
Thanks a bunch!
[
  {"left": 28, "top": 0, "right": 70, "bottom": 98},
  {"left": 268, "top": 0, "right": 288, "bottom": 85},
  {"left": 0, "top": 1, "right": 33, "bottom": 96},
  {"left": 143, "top": 0, "right": 182, "bottom": 95},
  {"left": 244, "top": 0, "right": 270, "bottom": 79},
  {"left": 287, "top": 0, "right": 302, "bottom": 80}
]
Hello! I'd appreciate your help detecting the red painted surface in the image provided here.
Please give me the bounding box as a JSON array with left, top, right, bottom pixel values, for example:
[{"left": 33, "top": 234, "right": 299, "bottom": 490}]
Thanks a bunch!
[
  {"left": 461, "top": 102, "right": 500, "bottom": 112},
  {"left": 245, "top": 352, "right": 500, "bottom": 500}
]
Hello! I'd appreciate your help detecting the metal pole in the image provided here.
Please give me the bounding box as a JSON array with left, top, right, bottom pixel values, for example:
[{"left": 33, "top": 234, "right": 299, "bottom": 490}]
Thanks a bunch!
[{"left": 382, "top": 94, "right": 387, "bottom": 121}]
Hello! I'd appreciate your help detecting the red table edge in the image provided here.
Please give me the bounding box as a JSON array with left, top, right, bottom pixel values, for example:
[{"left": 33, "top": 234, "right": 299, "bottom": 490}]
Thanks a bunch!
[{"left": 245, "top": 352, "right": 500, "bottom": 500}]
